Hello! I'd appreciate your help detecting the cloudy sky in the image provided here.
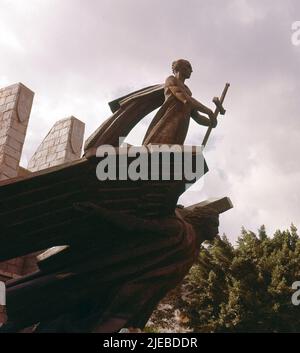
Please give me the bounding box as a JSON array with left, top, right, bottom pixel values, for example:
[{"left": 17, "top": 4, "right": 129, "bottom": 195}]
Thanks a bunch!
[{"left": 1, "top": 0, "right": 299, "bottom": 242}]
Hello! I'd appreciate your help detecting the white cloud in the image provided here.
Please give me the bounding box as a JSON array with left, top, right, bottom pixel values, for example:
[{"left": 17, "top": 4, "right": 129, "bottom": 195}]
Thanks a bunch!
[
  {"left": 229, "top": 0, "right": 266, "bottom": 25},
  {"left": 0, "top": 23, "right": 24, "bottom": 52}
]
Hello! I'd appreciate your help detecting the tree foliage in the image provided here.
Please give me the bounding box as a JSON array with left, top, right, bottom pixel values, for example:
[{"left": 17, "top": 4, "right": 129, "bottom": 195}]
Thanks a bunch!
[{"left": 147, "top": 225, "right": 300, "bottom": 332}]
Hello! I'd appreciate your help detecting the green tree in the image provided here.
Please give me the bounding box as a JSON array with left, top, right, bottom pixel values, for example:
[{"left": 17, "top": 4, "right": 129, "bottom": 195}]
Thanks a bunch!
[{"left": 147, "top": 225, "right": 300, "bottom": 332}]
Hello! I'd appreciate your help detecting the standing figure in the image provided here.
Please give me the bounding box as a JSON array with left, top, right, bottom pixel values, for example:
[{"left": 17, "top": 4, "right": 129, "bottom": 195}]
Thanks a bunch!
[{"left": 143, "top": 59, "right": 217, "bottom": 145}]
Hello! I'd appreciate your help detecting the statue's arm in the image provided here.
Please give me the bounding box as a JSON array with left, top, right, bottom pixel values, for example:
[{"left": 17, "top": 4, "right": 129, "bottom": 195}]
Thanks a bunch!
[
  {"left": 166, "top": 76, "right": 191, "bottom": 104},
  {"left": 194, "top": 99, "right": 214, "bottom": 117},
  {"left": 166, "top": 76, "right": 216, "bottom": 124},
  {"left": 74, "top": 202, "right": 181, "bottom": 236},
  {"left": 191, "top": 110, "right": 210, "bottom": 126},
  {"left": 191, "top": 110, "right": 217, "bottom": 128}
]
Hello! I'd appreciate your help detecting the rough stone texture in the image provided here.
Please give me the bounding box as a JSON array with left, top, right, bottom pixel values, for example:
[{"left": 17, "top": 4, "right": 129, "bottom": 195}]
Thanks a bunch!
[
  {"left": 0, "top": 83, "right": 34, "bottom": 181},
  {"left": 0, "top": 83, "right": 34, "bottom": 280},
  {"left": 0, "top": 85, "right": 85, "bottom": 282},
  {"left": 24, "top": 117, "right": 85, "bottom": 278},
  {"left": 28, "top": 116, "right": 85, "bottom": 172}
]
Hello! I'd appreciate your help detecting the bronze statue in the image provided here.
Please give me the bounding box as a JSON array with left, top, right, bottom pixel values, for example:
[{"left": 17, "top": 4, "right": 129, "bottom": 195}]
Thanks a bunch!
[
  {"left": 0, "top": 61, "right": 231, "bottom": 333},
  {"left": 143, "top": 59, "right": 216, "bottom": 145},
  {"left": 84, "top": 59, "right": 227, "bottom": 151}
]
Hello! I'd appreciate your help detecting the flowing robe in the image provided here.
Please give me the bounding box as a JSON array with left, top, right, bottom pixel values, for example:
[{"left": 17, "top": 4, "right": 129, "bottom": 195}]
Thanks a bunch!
[
  {"left": 1, "top": 208, "right": 203, "bottom": 333},
  {"left": 143, "top": 76, "right": 193, "bottom": 145}
]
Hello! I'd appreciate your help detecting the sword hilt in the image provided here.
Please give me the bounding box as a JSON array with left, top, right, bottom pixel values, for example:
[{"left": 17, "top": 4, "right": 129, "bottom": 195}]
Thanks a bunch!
[{"left": 202, "top": 83, "right": 230, "bottom": 148}]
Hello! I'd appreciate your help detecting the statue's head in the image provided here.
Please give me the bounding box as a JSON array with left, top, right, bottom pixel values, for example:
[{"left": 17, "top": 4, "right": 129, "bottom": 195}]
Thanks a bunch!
[
  {"left": 172, "top": 59, "right": 193, "bottom": 79},
  {"left": 182, "top": 206, "right": 219, "bottom": 242}
]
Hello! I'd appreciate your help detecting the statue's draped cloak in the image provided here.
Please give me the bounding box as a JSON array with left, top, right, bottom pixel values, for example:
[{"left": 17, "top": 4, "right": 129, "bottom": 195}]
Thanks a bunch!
[
  {"left": 84, "top": 84, "right": 164, "bottom": 150},
  {"left": 84, "top": 76, "right": 195, "bottom": 150},
  {"left": 2, "top": 213, "right": 200, "bottom": 333},
  {"left": 91, "top": 216, "right": 199, "bottom": 332},
  {"left": 143, "top": 77, "right": 193, "bottom": 145}
]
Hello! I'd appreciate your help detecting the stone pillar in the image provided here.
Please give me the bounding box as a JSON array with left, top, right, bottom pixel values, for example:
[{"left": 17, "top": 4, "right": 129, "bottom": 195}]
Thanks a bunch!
[
  {"left": 0, "top": 89, "right": 85, "bottom": 281},
  {"left": 0, "top": 82, "right": 34, "bottom": 280},
  {"left": 24, "top": 116, "right": 85, "bottom": 277},
  {"left": 0, "top": 83, "right": 34, "bottom": 180},
  {"left": 28, "top": 116, "right": 85, "bottom": 172}
]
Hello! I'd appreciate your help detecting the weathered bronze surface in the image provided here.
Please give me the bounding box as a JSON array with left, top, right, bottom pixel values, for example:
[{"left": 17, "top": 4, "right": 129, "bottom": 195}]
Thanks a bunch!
[
  {"left": 0, "top": 60, "right": 231, "bottom": 332},
  {"left": 84, "top": 59, "right": 229, "bottom": 152},
  {"left": 1, "top": 201, "right": 225, "bottom": 332},
  {"left": 143, "top": 59, "right": 216, "bottom": 145}
]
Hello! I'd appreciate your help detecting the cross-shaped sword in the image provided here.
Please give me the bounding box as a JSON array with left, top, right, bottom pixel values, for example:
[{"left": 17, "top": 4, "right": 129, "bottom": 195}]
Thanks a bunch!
[{"left": 202, "top": 82, "right": 230, "bottom": 148}]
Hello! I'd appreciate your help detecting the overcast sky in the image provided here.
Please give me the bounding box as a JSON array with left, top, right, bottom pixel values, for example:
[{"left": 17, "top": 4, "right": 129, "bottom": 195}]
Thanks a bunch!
[{"left": 1, "top": 0, "right": 299, "bottom": 242}]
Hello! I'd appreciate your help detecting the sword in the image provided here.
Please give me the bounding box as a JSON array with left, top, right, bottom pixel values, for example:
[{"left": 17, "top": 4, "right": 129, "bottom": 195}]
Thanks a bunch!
[{"left": 202, "top": 82, "right": 230, "bottom": 148}]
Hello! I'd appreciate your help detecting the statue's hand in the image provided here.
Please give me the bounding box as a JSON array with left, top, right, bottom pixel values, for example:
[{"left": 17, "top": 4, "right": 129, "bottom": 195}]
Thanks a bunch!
[{"left": 208, "top": 111, "right": 218, "bottom": 128}]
